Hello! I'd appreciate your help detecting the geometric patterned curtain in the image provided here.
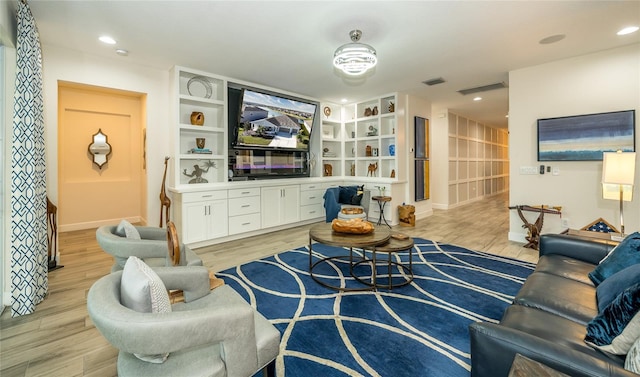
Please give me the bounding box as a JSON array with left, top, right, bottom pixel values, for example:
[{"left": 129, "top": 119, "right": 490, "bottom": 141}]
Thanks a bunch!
[{"left": 11, "top": 0, "right": 48, "bottom": 317}]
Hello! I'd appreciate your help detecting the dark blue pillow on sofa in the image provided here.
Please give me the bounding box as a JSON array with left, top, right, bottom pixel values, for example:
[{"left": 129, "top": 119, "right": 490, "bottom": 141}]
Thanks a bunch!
[
  {"left": 338, "top": 185, "right": 363, "bottom": 205},
  {"left": 585, "top": 282, "right": 640, "bottom": 355},
  {"left": 596, "top": 264, "right": 640, "bottom": 312},
  {"left": 588, "top": 232, "right": 640, "bottom": 286}
]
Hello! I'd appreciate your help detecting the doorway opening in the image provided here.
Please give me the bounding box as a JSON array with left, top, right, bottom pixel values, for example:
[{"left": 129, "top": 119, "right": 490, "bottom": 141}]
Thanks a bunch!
[{"left": 57, "top": 82, "right": 147, "bottom": 231}]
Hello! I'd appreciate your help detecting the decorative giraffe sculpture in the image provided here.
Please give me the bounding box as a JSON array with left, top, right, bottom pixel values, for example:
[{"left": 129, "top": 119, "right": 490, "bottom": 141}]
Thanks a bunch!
[{"left": 159, "top": 156, "right": 171, "bottom": 227}]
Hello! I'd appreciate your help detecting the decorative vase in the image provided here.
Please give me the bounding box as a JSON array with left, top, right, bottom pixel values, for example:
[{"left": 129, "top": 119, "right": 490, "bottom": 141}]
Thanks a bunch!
[
  {"left": 190, "top": 111, "right": 204, "bottom": 126},
  {"left": 364, "top": 107, "right": 372, "bottom": 117},
  {"left": 366, "top": 145, "right": 372, "bottom": 157},
  {"left": 388, "top": 102, "right": 395, "bottom": 113},
  {"left": 389, "top": 144, "right": 395, "bottom": 156},
  {"left": 372, "top": 106, "right": 378, "bottom": 115},
  {"left": 196, "top": 138, "right": 205, "bottom": 149}
]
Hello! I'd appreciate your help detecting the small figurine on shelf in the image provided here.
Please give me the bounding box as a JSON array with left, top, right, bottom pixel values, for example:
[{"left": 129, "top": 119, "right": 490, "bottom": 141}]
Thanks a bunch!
[
  {"left": 388, "top": 102, "right": 395, "bottom": 113},
  {"left": 365, "top": 145, "right": 372, "bottom": 156},
  {"left": 323, "top": 164, "right": 333, "bottom": 177},
  {"left": 390, "top": 169, "right": 396, "bottom": 178},
  {"left": 364, "top": 107, "right": 373, "bottom": 117},
  {"left": 367, "top": 124, "right": 378, "bottom": 136},
  {"left": 350, "top": 163, "right": 356, "bottom": 176},
  {"left": 367, "top": 162, "right": 378, "bottom": 177},
  {"left": 183, "top": 160, "right": 216, "bottom": 184},
  {"left": 372, "top": 106, "right": 378, "bottom": 115}
]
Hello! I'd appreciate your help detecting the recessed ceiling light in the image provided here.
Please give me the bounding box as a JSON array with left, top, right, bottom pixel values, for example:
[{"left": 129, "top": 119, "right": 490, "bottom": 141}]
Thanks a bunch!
[
  {"left": 99, "top": 35, "right": 117, "bottom": 45},
  {"left": 617, "top": 26, "right": 639, "bottom": 35},
  {"left": 116, "top": 49, "right": 129, "bottom": 56},
  {"left": 473, "top": 97, "right": 482, "bottom": 101},
  {"left": 341, "top": 98, "right": 348, "bottom": 103},
  {"left": 539, "top": 34, "right": 565, "bottom": 45}
]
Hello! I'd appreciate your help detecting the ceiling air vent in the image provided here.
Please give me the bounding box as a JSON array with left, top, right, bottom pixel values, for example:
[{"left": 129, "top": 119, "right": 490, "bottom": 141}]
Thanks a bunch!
[
  {"left": 422, "top": 77, "right": 446, "bottom": 86},
  {"left": 457, "top": 82, "right": 507, "bottom": 95}
]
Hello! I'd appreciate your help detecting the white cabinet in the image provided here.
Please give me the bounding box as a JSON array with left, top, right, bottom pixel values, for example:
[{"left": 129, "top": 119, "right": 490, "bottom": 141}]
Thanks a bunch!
[
  {"left": 261, "top": 185, "right": 300, "bottom": 228},
  {"left": 228, "top": 188, "right": 261, "bottom": 235},
  {"left": 175, "top": 191, "right": 228, "bottom": 244},
  {"left": 171, "top": 66, "right": 228, "bottom": 187},
  {"left": 300, "top": 183, "right": 325, "bottom": 221}
]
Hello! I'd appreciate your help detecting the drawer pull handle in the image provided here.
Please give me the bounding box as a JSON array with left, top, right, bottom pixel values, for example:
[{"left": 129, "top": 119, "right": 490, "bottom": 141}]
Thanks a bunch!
[
  {"left": 308, "top": 185, "right": 316, "bottom": 188},
  {"left": 241, "top": 204, "right": 250, "bottom": 208},
  {"left": 241, "top": 191, "right": 251, "bottom": 194},
  {"left": 309, "top": 211, "right": 316, "bottom": 214},
  {"left": 202, "top": 195, "right": 213, "bottom": 198},
  {"left": 309, "top": 196, "right": 316, "bottom": 199},
  {"left": 242, "top": 222, "right": 251, "bottom": 226}
]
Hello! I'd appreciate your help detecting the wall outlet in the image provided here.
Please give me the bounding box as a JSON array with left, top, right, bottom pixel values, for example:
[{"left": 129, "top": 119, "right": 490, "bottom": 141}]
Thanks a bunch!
[{"left": 561, "top": 218, "right": 570, "bottom": 228}]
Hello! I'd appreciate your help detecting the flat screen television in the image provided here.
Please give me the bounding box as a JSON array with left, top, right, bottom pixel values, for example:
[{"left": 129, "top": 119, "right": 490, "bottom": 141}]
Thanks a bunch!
[
  {"left": 232, "top": 88, "right": 318, "bottom": 151},
  {"left": 537, "top": 110, "right": 635, "bottom": 161}
]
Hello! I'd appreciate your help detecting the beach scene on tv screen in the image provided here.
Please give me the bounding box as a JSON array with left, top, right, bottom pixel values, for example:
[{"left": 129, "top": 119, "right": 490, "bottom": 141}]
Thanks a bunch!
[
  {"left": 237, "top": 90, "right": 316, "bottom": 150},
  {"left": 538, "top": 111, "right": 635, "bottom": 161}
]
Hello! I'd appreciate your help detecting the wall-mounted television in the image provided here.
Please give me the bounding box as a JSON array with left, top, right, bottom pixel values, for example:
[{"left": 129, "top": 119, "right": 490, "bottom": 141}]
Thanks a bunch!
[
  {"left": 537, "top": 110, "right": 635, "bottom": 161},
  {"left": 231, "top": 87, "right": 318, "bottom": 151}
]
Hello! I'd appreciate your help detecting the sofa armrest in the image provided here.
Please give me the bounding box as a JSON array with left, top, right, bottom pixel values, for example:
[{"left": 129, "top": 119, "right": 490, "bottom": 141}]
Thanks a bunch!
[
  {"left": 539, "top": 234, "right": 616, "bottom": 265},
  {"left": 469, "top": 322, "right": 634, "bottom": 377}
]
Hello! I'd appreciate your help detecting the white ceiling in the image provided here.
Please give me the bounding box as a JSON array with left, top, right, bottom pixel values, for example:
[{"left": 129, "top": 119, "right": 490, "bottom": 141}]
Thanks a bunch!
[{"left": 22, "top": 1, "right": 640, "bottom": 128}]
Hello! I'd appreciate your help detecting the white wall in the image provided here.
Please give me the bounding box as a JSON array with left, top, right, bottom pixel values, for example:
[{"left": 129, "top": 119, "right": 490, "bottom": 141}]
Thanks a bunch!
[
  {"left": 41, "top": 44, "right": 171, "bottom": 227},
  {"left": 403, "top": 93, "right": 433, "bottom": 219},
  {"left": 509, "top": 44, "right": 640, "bottom": 241},
  {"left": 430, "top": 107, "right": 449, "bottom": 208}
]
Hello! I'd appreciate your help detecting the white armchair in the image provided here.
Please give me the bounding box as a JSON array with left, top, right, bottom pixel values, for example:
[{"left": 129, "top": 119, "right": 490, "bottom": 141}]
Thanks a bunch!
[{"left": 87, "top": 264, "right": 280, "bottom": 377}]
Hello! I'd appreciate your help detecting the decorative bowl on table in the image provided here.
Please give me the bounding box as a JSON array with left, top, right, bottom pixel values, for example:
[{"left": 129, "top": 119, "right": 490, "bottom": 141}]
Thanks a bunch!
[
  {"left": 341, "top": 207, "right": 363, "bottom": 215},
  {"left": 331, "top": 218, "right": 374, "bottom": 234}
]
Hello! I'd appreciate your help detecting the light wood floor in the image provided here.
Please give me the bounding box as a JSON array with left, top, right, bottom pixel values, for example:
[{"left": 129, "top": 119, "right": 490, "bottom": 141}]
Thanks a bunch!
[{"left": 0, "top": 192, "right": 537, "bottom": 377}]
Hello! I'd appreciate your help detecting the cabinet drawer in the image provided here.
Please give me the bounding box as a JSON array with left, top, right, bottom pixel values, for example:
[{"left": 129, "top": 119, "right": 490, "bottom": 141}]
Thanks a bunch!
[
  {"left": 300, "top": 189, "right": 324, "bottom": 206},
  {"left": 300, "top": 183, "right": 322, "bottom": 191},
  {"left": 181, "top": 190, "right": 227, "bottom": 203},
  {"left": 301, "top": 203, "right": 324, "bottom": 221},
  {"left": 228, "top": 213, "right": 261, "bottom": 235},
  {"left": 228, "top": 196, "right": 260, "bottom": 216},
  {"left": 228, "top": 187, "right": 260, "bottom": 198}
]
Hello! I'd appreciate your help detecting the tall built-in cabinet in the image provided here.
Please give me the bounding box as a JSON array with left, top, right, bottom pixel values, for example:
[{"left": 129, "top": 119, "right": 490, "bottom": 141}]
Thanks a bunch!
[
  {"left": 170, "top": 67, "right": 408, "bottom": 246},
  {"left": 319, "top": 94, "right": 404, "bottom": 225}
]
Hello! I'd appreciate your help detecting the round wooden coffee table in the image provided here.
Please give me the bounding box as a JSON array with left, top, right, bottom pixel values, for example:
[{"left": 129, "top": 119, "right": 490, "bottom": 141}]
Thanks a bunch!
[
  {"left": 309, "top": 222, "right": 391, "bottom": 291},
  {"left": 353, "top": 235, "right": 414, "bottom": 290}
]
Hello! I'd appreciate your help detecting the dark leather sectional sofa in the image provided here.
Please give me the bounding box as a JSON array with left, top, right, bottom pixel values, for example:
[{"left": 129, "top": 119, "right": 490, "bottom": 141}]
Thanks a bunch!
[{"left": 469, "top": 234, "right": 637, "bottom": 377}]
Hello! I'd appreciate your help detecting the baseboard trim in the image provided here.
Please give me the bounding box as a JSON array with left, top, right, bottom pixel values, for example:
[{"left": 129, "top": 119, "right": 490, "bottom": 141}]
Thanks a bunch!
[
  {"left": 508, "top": 231, "right": 528, "bottom": 243},
  {"left": 59, "top": 216, "right": 143, "bottom": 232}
]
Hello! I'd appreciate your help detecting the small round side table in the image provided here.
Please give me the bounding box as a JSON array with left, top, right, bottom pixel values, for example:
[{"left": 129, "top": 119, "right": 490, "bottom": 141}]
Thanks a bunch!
[{"left": 371, "top": 196, "right": 392, "bottom": 227}]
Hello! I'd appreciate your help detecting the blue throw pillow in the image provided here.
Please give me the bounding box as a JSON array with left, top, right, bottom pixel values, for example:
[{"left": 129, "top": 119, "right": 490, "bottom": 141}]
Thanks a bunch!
[
  {"left": 338, "top": 185, "right": 364, "bottom": 205},
  {"left": 597, "top": 264, "right": 640, "bottom": 312},
  {"left": 588, "top": 232, "right": 640, "bottom": 286},
  {"left": 585, "top": 282, "right": 640, "bottom": 355}
]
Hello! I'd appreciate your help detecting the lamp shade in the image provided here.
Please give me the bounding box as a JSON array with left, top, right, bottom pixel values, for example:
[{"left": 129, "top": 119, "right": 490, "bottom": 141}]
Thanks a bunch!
[
  {"left": 603, "top": 183, "right": 633, "bottom": 201},
  {"left": 602, "top": 151, "right": 636, "bottom": 185}
]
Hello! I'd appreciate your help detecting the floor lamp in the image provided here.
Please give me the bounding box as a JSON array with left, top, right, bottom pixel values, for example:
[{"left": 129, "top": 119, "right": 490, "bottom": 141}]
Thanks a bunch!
[{"left": 602, "top": 151, "right": 636, "bottom": 236}]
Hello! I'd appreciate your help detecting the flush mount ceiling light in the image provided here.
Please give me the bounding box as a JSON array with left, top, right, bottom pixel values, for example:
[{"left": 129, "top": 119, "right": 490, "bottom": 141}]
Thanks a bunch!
[
  {"left": 99, "top": 35, "right": 116, "bottom": 45},
  {"left": 333, "top": 29, "right": 377, "bottom": 76},
  {"left": 617, "top": 26, "right": 639, "bottom": 35}
]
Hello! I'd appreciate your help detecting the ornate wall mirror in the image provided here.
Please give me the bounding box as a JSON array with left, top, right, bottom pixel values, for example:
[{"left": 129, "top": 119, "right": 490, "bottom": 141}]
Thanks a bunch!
[{"left": 88, "top": 128, "right": 112, "bottom": 169}]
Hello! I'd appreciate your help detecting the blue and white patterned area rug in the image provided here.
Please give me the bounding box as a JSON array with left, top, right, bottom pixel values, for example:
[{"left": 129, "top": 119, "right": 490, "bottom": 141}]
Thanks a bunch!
[{"left": 219, "top": 238, "right": 535, "bottom": 377}]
